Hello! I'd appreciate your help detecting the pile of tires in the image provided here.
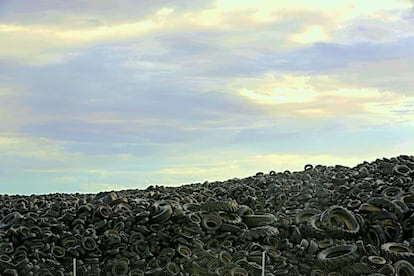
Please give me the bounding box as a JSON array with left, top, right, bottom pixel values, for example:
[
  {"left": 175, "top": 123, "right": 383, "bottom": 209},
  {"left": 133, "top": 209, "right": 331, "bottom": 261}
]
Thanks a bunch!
[{"left": 0, "top": 155, "right": 413, "bottom": 275}]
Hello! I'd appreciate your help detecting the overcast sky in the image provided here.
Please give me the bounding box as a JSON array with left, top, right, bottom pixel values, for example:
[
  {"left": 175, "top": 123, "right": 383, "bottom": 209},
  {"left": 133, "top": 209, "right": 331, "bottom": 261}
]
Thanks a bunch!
[{"left": 1, "top": 0, "right": 414, "bottom": 195}]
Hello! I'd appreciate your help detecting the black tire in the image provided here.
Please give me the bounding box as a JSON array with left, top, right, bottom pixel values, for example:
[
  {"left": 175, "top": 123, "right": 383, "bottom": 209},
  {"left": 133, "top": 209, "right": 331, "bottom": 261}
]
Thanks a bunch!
[
  {"left": 94, "top": 204, "right": 112, "bottom": 219},
  {"left": 166, "top": 261, "right": 180, "bottom": 275},
  {"left": 111, "top": 260, "right": 129, "bottom": 276},
  {"left": 296, "top": 209, "right": 320, "bottom": 224},
  {"left": 317, "top": 244, "right": 359, "bottom": 271},
  {"left": 320, "top": 206, "right": 360, "bottom": 238},
  {"left": 230, "top": 267, "right": 248, "bottom": 276},
  {"left": 51, "top": 245, "right": 65, "bottom": 259},
  {"left": 129, "top": 268, "right": 144, "bottom": 276},
  {"left": 379, "top": 263, "right": 395, "bottom": 275},
  {"left": 151, "top": 201, "right": 173, "bottom": 223},
  {"left": 219, "top": 211, "right": 242, "bottom": 224},
  {"left": 177, "top": 244, "right": 192, "bottom": 258},
  {"left": 242, "top": 225, "right": 279, "bottom": 241},
  {"left": 201, "top": 213, "right": 223, "bottom": 231},
  {"left": 365, "top": 224, "right": 386, "bottom": 247},
  {"left": 393, "top": 260, "right": 414, "bottom": 276},
  {"left": 308, "top": 215, "right": 328, "bottom": 239},
  {"left": 381, "top": 187, "right": 403, "bottom": 199},
  {"left": 393, "top": 164, "right": 412, "bottom": 177},
  {"left": 202, "top": 200, "right": 238, "bottom": 213},
  {"left": 310, "top": 268, "right": 326, "bottom": 276},
  {"left": 241, "top": 214, "right": 277, "bottom": 228},
  {"left": 0, "top": 212, "right": 23, "bottom": 229},
  {"left": 81, "top": 236, "right": 97, "bottom": 252},
  {"left": 0, "top": 242, "right": 14, "bottom": 254},
  {"left": 368, "top": 197, "right": 404, "bottom": 220},
  {"left": 380, "top": 242, "right": 414, "bottom": 262},
  {"left": 367, "top": 255, "right": 386, "bottom": 267}
]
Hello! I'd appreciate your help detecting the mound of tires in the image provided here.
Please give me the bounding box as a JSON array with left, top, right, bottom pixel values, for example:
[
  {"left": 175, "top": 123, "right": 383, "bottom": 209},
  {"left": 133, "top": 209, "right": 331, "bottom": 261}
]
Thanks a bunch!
[{"left": 0, "top": 155, "right": 414, "bottom": 275}]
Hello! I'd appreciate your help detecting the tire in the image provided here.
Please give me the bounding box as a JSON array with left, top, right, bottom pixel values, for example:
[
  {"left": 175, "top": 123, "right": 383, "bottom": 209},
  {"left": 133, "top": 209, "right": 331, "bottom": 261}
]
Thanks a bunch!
[
  {"left": 202, "top": 200, "right": 238, "bottom": 213},
  {"left": 166, "top": 261, "right": 180, "bottom": 275},
  {"left": 319, "top": 206, "right": 360, "bottom": 239},
  {"left": 381, "top": 187, "right": 403, "bottom": 199},
  {"left": 177, "top": 244, "right": 192, "bottom": 258},
  {"left": 368, "top": 197, "right": 404, "bottom": 220},
  {"left": 393, "top": 164, "right": 412, "bottom": 177},
  {"left": 230, "top": 267, "right": 248, "bottom": 276},
  {"left": 201, "top": 213, "right": 223, "bottom": 231},
  {"left": 365, "top": 224, "right": 386, "bottom": 247},
  {"left": 0, "top": 243, "right": 14, "bottom": 254},
  {"left": 307, "top": 215, "right": 328, "bottom": 239},
  {"left": 81, "top": 236, "right": 97, "bottom": 252},
  {"left": 317, "top": 244, "right": 359, "bottom": 271},
  {"left": 151, "top": 201, "right": 173, "bottom": 223},
  {"left": 0, "top": 212, "right": 23, "bottom": 229},
  {"left": 296, "top": 209, "right": 320, "bottom": 224},
  {"left": 241, "top": 214, "right": 277, "bottom": 228},
  {"left": 380, "top": 242, "right": 414, "bottom": 262},
  {"left": 111, "top": 260, "right": 129, "bottom": 276},
  {"left": 51, "top": 245, "right": 65, "bottom": 259},
  {"left": 367, "top": 255, "right": 386, "bottom": 267},
  {"left": 241, "top": 225, "right": 279, "bottom": 241},
  {"left": 393, "top": 260, "right": 414, "bottom": 276}
]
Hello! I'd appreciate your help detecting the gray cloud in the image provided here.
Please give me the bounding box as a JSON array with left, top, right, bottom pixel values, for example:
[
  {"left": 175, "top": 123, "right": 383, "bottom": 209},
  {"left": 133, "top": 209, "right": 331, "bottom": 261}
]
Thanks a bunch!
[
  {"left": 0, "top": 42, "right": 264, "bottom": 156},
  {"left": 269, "top": 36, "right": 414, "bottom": 72},
  {"left": 0, "top": 0, "right": 212, "bottom": 24}
]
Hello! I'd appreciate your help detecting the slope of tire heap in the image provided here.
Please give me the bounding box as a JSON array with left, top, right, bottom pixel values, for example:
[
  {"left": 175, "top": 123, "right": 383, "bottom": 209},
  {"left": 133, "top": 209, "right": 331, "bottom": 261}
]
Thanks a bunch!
[{"left": 1, "top": 155, "right": 414, "bottom": 275}]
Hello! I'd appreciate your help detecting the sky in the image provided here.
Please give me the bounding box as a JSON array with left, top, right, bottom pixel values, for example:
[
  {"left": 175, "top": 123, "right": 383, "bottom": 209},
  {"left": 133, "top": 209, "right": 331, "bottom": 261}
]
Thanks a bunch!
[{"left": 1, "top": 0, "right": 414, "bottom": 195}]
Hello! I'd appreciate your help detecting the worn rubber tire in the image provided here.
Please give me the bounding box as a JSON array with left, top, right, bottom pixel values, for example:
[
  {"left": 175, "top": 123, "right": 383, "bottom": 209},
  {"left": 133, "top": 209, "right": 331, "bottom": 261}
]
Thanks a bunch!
[
  {"left": 393, "top": 260, "right": 414, "bottom": 276},
  {"left": 367, "top": 255, "right": 387, "bottom": 267},
  {"left": 201, "top": 213, "right": 223, "bottom": 231},
  {"left": 317, "top": 244, "right": 359, "bottom": 271},
  {"left": 111, "top": 260, "right": 129, "bottom": 276},
  {"left": 308, "top": 215, "right": 328, "bottom": 239},
  {"left": 380, "top": 242, "right": 414, "bottom": 262},
  {"left": 0, "top": 212, "right": 23, "bottom": 230},
  {"left": 241, "top": 214, "right": 277, "bottom": 228},
  {"left": 151, "top": 201, "right": 173, "bottom": 223},
  {"left": 368, "top": 197, "right": 404, "bottom": 220},
  {"left": 202, "top": 200, "right": 238, "bottom": 213},
  {"left": 320, "top": 206, "right": 360, "bottom": 239}
]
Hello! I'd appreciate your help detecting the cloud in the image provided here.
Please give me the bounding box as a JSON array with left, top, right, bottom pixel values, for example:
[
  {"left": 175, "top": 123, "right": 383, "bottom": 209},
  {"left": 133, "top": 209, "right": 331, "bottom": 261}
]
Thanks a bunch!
[
  {"left": 0, "top": 0, "right": 212, "bottom": 24},
  {"left": 0, "top": 43, "right": 264, "bottom": 148},
  {"left": 2, "top": 0, "right": 412, "bottom": 64},
  {"left": 236, "top": 72, "right": 406, "bottom": 104},
  {"left": 290, "top": 25, "right": 330, "bottom": 44},
  {"left": 272, "top": 36, "right": 414, "bottom": 72},
  {"left": 326, "top": 56, "right": 414, "bottom": 95},
  {"left": 0, "top": 136, "right": 78, "bottom": 161}
]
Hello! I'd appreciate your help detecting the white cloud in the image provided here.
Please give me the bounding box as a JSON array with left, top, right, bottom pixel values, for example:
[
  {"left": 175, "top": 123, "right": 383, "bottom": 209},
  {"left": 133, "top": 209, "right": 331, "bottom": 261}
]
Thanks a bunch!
[
  {"left": 290, "top": 25, "right": 330, "bottom": 44},
  {"left": 234, "top": 72, "right": 414, "bottom": 127},
  {"left": 0, "top": 136, "right": 77, "bottom": 161},
  {"left": 2, "top": 0, "right": 411, "bottom": 64},
  {"left": 237, "top": 74, "right": 317, "bottom": 104}
]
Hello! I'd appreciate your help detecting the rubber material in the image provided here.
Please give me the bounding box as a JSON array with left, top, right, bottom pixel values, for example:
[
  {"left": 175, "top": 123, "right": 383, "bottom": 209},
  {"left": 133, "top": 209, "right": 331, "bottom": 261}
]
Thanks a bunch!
[{"left": 317, "top": 244, "right": 359, "bottom": 270}]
